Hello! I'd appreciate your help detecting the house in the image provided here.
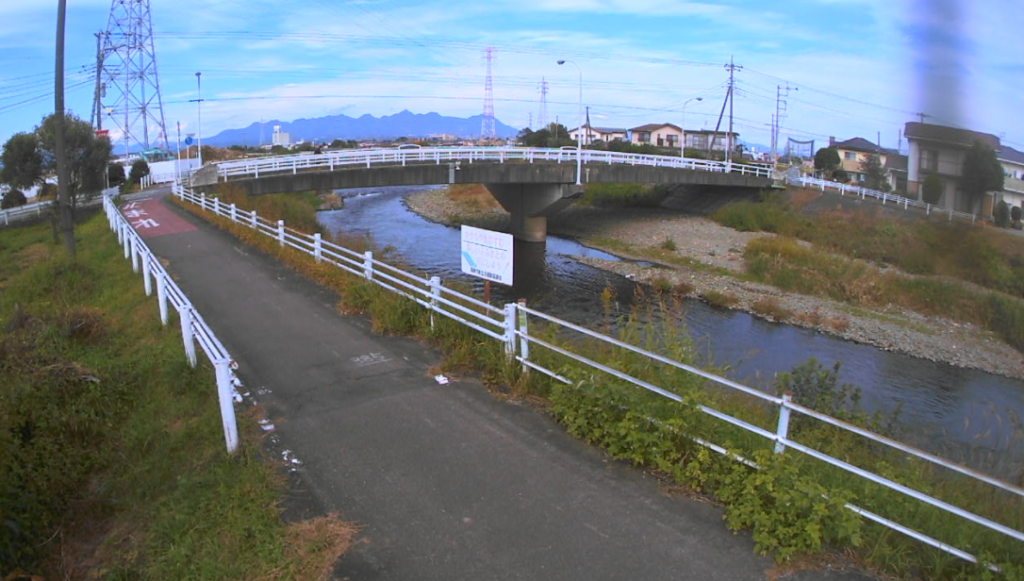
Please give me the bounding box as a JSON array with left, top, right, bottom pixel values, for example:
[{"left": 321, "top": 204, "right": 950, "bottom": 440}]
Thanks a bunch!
[
  {"left": 905, "top": 122, "right": 1001, "bottom": 213},
  {"left": 997, "top": 145, "right": 1024, "bottom": 209},
  {"left": 629, "top": 123, "right": 682, "bottom": 148},
  {"left": 884, "top": 154, "right": 908, "bottom": 194},
  {"left": 568, "top": 125, "right": 626, "bottom": 145},
  {"left": 829, "top": 137, "right": 894, "bottom": 183},
  {"left": 682, "top": 129, "right": 740, "bottom": 154}
]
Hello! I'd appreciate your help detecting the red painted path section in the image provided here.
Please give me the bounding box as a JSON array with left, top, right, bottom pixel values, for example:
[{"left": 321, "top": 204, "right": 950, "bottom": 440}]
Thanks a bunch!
[{"left": 121, "top": 198, "right": 195, "bottom": 238}]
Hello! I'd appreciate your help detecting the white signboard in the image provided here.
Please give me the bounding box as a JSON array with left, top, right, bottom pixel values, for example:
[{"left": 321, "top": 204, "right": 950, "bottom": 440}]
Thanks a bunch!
[{"left": 461, "top": 225, "right": 514, "bottom": 285}]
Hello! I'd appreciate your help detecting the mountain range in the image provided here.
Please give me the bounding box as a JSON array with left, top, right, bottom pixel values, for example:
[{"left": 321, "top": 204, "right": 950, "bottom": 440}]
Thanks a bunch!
[{"left": 204, "top": 110, "right": 520, "bottom": 147}]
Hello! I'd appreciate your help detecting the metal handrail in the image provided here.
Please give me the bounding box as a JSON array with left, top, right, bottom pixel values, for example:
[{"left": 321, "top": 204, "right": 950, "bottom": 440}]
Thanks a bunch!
[{"left": 211, "top": 146, "right": 775, "bottom": 180}]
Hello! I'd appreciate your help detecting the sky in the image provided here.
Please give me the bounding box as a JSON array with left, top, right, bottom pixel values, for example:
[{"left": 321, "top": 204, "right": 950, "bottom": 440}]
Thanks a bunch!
[{"left": 0, "top": 0, "right": 1021, "bottom": 154}]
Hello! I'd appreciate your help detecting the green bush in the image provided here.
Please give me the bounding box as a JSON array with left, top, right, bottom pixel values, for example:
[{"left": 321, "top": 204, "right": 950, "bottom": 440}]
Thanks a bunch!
[
  {"left": 995, "top": 200, "right": 1010, "bottom": 228},
  {"left": 922, "top": 174, "right": 944, "bottom": 205}
]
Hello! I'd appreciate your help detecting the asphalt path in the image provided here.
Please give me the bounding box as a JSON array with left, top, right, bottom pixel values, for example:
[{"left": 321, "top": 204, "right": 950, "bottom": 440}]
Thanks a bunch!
[{"left": 128, "top": 186, "right": 874, "bottom": 581}]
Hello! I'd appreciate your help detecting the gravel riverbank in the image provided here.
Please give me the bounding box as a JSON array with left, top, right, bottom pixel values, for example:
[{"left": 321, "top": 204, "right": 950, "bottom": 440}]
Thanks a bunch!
[{"left": 406, "top": 188, "right": 1024, "bottom": 381}]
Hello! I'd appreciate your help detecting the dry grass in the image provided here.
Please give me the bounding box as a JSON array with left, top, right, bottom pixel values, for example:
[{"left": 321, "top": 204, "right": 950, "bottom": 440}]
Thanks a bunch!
[
  {"left": 445, "top": 184, "right": 501, "bottom": 212},
  {"left": 255, "top": 516, "right": 360, "bottom": 581},
  {"left": 700, "top": 290, "right": 739, "bottom": 309},
  {"left": 750, "top": 298, "right": 793, "bottom": 321}
]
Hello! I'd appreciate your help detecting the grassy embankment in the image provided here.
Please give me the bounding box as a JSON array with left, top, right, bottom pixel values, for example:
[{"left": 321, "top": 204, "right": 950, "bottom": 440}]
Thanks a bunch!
[
  {"left": 175, "top": 187, "right": 1024, "bottom": 580},
  {"left": 0, "top": 215, "right": 354, "bottom": 579},
  {"left": 712, "top": 194, "right": 1024, "bottom": 353}
]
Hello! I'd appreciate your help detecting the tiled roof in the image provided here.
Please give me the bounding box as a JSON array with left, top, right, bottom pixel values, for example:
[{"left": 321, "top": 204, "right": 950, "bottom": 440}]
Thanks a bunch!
[
  {"left": 904, "top": 122, "right": 1000, "bottom": 149},
  {"left": 629, "top": 123, "right": 682, "bottom": 132},
  {"left": 998, "top": 145, "right": 1024, "bottom": 165},
  {"left": 833, "top": 137, "right": 883, "bottom": 153},
  {"left": 573, "top": 126, "right": 626, "bottom": 134},
  {"left": 884, "top": 154, "right": 908, "bottom": 171}
]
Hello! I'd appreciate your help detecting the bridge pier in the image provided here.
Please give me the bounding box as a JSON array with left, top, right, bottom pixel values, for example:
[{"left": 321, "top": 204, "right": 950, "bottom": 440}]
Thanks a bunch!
[{"left": 485, "top": 183, "right": 584, "bottom": 243}]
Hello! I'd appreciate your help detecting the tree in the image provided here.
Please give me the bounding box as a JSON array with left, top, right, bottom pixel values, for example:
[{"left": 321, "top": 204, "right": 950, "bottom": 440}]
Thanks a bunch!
[
  {"left": 1, "top": 188, "right": 27, "bottom": 209},
  {"left": 833, "top": 169, "right": 850, "bottom": 183},
  {"left": 0, "top": 132, "right": 43, "bottom": 190},
  {"left": 860, "top": 153, "right": 888, "bottom": 191},
  {"left": 961, "top": 140, "right": 1004, "bottom": 210},
  {"left": 813, "top": 147, "right": 840, "bottom": 178},
  {"left": 108, "top": 163, "right": 126, "bottom": 187},
  {"left": 994, "top": 200, "right": 1010, "bottom": 227},
  {"left": 922, "top": 174, "right": 944, "bottom": 205},
  {"left": 1012, "top": 205, "right": 1022, "bottom": 222},
  {"left": 129, "top": 159, "right": 150, "bottom": 184},
  {"left": 35, "top": 112, "right": 112, "bottom": 209}
]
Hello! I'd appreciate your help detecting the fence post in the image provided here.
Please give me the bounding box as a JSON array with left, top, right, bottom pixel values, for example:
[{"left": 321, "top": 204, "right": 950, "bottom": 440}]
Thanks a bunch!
[
  {"left": 214, "top": 359, "right": 240, "bottom": 455},
  {"left": 200, "top": 192, "right": 206, "bottom": 210},
  {"left": 122, "top": 224, "right": 130, "bottom": 259},
  {"left": 130, "top": 235, "right": 139, "bottom": 273},
  {"left": 230, "top": 203, "right": 237, "bottom": 222},
  {"left": 503, "top": 303, "right": 517, "bottom": 361},
  {"left": 117, "top": 218, "right": 124, "bottom": 244},
  {"left": 180, "top": 305, "right": 197, "bottom": 368},
  {"left": 156, "top": 272, "right": 168, "bottom": 325},
  {"left": 518, "top": 299, "right": 529, "bottom": 374},
  {"left": 428, "top": 276, "right": 441, "bottom": 330},
  {"left": 775, "top": 392, "right": 793, "bottom": 454},
  {"left": 142, "top": 253, "right": 152, "bottom": 296},
  {"left": 882, "top": 193, "right": 887, "bottom": 205},
  {"left": 213, "top": 197, "right": 220, "bottom": 216},
  {"left": 927, "top": 203, "right": 931, "bottom": 216},
  {"left": 972, "top": 213, "right": 976, "bottom": 225},
  {"left": 277, "top": 220, "right": 284, "bottom": 246},
  {"left": 292, "top": 159, "right": 297, "bottom": 175},
  {"left": 363, "top": 251, "right": 374, "bottom": 280},
  {"left": 251, "top": 208, "right": 258, "bottom": 229},
  {"left": 949, "top": 207, "right": 953, "bottom": 221},
  {"left": 313, "top": 233, "right": 322, "bottom": 263}
]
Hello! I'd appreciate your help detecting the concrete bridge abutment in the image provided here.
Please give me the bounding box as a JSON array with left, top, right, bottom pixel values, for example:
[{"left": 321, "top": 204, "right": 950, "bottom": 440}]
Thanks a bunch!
[{"left": 485, "top": 183, "right": 584, "bottom": 243}]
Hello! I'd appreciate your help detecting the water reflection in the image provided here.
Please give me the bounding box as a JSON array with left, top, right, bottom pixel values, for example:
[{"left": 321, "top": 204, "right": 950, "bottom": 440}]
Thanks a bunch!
[{"left": 318, "top": 186, "right": 1024, "bottom": 479}]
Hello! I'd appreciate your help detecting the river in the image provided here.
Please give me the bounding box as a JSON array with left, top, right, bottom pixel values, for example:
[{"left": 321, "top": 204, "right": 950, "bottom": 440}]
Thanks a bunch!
[{"left": 317, "top": 186, "right": 1024, "bottom": 481}]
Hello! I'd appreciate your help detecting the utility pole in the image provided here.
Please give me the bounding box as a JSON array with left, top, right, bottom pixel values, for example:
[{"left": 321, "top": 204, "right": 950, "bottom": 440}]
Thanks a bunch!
[
  {"left": 528, "top": 112, "right": 532, "bottom": 131},
  {"left": 916, "top": 112, "right": 930, "bottom": 123},
  {"left": 725, "top": 56, "right": 742, "bottom": 167},
  {"left": 195, "top": 72, "right": 203, "bottom": 166},
  {"left": 55, "top": 0, "right": 75, "bottom": 256},
  {"left": 92, "top": 31, "right": 103, "bottom": 129}
]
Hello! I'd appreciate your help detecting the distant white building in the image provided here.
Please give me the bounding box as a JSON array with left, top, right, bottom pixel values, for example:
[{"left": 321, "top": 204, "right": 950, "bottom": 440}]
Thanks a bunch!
[
  {"left": 272, "top": 125, "right": 291, "bottom": 147},
  {"left": 568, "top": 125, "right": 626, "bottom": 145}
]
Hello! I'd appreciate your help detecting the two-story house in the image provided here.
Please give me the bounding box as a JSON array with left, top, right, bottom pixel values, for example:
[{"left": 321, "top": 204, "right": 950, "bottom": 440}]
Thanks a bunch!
[
  {"left": 568, "top": 125, "right": 627, "bottom": 145},
  {"left": 829, "top": 137, "right": 890, "bottom": 182},
  {"left": 998, "top": 145, "right": 1024, "bottom": 209},
  {"left": 683, "top": 129, "right": 740, "bottom": 153},
  {"left": 905, "top": 122, "right": 1001, "bottom": 213},
  {"left": 629, "top": 123, "right": 682, "bottom": 147}
]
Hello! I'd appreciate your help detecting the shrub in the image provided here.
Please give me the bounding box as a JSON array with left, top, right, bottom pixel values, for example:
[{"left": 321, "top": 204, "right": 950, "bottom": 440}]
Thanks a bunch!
[
  {"left": 1, "top": 188, "right": 27, "bottom": 209},
  {"left": 750, "top": 297, "right": 793, "bottom": 321},
  {"left": 129, "top": 159, "right": 150, "bottom": 183},
  {"left": 700, "top": 289, "right": 739, "bottom": 309},
  {"left": 660, "top": 238, "right": 677, "bottom": 251},
  {"left": 1012, "top": 205, "right": 1022, "bottom": 222},
  {"left": 922, "top": 174, "right": 944, "bottom": 205},
  {"left": 994, "top": 200, "right": 1010, "bottom": 228},
  {"left": 650, "top": 276, "right": 673, "bottom": 294}
]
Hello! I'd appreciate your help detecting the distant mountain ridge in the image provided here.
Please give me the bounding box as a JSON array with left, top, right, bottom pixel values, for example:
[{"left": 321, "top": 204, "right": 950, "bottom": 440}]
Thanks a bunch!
[{"left": 205, "top": 110, "right": 519, "bottom": 146}]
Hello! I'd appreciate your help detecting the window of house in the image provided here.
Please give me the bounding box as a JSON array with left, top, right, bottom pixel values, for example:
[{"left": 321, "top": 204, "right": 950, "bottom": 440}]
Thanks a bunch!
[
  {"left": 667, "top": 135, "right": 678, "bottom": 146},
  {"left": 638, "top": 132, "right": 650, "bottom": 143},
  {"left": 844, "top": 151, "right": 856, "bottom": 161},
  {"left": 921, "top": 149, "right": 938, "bottom": 171}
]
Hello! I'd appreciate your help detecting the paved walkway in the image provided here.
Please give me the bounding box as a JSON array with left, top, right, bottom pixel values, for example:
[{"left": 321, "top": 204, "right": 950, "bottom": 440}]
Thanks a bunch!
[{"left": 130, "top": 187, "right": 872, "bottom": 581}]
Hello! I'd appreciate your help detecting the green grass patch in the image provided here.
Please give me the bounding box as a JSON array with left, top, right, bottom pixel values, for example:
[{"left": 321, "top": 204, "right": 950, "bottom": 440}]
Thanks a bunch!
[
  {"left": 580, "top": 183, "right": 669, "bottom": 208},
  {"left": 0, "top": 216, "right": 353, "bottom": 579}
]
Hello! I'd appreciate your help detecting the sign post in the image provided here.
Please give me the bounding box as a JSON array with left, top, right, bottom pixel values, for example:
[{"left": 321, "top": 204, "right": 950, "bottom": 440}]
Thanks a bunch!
[{"left": 460, "top": 225, "right": 513, "bottom": 302}]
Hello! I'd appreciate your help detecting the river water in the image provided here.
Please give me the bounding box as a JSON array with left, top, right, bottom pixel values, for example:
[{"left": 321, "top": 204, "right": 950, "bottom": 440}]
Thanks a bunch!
[{"left": 318, "top": 186, "right": 1024, "bottom": 480}]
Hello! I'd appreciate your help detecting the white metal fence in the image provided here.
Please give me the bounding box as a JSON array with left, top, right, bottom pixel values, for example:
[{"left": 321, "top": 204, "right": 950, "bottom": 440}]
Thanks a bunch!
[
  {"left": 1, "top": 190, "right": 115, "bottom": 226},
  {"left": 211, "top": 146, "right": 774, "bottom": 181},
  {"left": 172, "top": 181, "right": 1022, "bottom": 571},
  {"left": 103, "top": 193, "right": 240, "bottom": 454},
  {"left": 790, "top": 174, "right": 981, "bottom": 223}
]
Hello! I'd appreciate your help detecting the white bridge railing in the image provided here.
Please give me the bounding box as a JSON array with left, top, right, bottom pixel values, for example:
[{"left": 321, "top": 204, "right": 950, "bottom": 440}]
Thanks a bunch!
[
  {"left": 790, "top": 174, "right": 980, "bottom": 223},
  {"left": 212, "top": 147, "right": 774, "bottom": 181},
  {"left": 0, "top": 199, "right": 49, "bottom": 225},
  {"left": 103, "top": 193, "right": 240, "bottom": 454},
  {"left": 173, "top": 181, "right": 1021, "bottom": 572}
]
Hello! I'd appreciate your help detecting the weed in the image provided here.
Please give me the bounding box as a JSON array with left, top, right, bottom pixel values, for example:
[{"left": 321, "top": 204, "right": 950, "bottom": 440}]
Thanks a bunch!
[
  {"left": 701, "top": 290, "right": 739, "bottom": 309},
  {"left": 751, "top": 298, "right": 793, "bottom": 321},
  {"left": 660, "top": 238, "right": 678, "bottom": 251}
]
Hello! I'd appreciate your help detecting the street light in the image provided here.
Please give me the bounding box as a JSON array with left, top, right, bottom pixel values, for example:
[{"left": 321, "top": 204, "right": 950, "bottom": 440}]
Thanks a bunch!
[
  {"left": 195, "top": 71, "right": 203, "bottom": 167},
  {"left": 557, "top": 59, "right": 583, "bottom": 186},
  {"left": 680, "top": 97, "right": 702, "bottom": 158}
]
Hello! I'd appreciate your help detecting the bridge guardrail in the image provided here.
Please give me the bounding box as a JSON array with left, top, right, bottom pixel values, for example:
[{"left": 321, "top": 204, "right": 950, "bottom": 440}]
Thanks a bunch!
[
  {"left": 2, "top": 189, "right": 117, "bottom": 226},
  {"left": 211, "top": 147, "right": 774, "bottom": 181},
  {"left": 173, "top": 181, "right": 1022, "bottom": 571},
  {"left": 789, "top": 174, "right": 980, "bottom": 223},
  {"left": 103, "top": 192, "right": 240, "bottom": 454}
]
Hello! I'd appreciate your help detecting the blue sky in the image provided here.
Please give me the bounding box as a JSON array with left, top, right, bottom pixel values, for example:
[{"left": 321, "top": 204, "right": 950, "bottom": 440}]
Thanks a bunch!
[{"left": 0, "top": 0, "right": 1021, "bottom": 153}]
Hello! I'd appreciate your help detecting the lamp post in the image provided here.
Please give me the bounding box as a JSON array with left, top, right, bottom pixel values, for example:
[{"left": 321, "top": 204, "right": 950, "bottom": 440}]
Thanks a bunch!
[
  {"left": 195, "top": 72, "right": 203, "bottom": 166},
  {"left": 557, "top": 59, "right": 583, "bottom": 186},
  {"left": 680, "top": 97, "right": 702, "bottom": 158}
]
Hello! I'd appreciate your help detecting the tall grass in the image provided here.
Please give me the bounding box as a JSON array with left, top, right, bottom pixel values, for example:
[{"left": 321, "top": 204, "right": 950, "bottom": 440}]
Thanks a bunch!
[
  {"left": 179, "top": 190, "right": 1024, "bottom": 579},
  {"left": 0, "top": 217, "right": 353, "bottom": 578},
  {"left": 580, "top": 183, "right": 669, "bottom": 208}
]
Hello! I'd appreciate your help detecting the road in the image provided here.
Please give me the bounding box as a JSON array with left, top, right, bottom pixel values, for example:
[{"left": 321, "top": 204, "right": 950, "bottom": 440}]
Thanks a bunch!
[{"left": 126, "top": 186, "right": 874, "bottom": 581}]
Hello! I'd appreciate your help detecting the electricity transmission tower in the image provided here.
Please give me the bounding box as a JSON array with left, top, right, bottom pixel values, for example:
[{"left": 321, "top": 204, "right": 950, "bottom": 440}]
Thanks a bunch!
[
  {"left": 537, "top": 77, "right": 549, "bottom": 129},
  {"left": 771, "top": 83, "right": 795, "bottom": 163},
  {"left": 481, "top": 47, "right": 496, "bottom": 140},
  {"left": 93, "top": 0, "right": 169, "bottom": 155}
]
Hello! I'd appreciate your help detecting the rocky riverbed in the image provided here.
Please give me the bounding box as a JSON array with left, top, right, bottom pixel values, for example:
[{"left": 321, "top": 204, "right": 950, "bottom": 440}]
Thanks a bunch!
[{"left": 406, "top": 188, "right": 1024, "bottom": 381}]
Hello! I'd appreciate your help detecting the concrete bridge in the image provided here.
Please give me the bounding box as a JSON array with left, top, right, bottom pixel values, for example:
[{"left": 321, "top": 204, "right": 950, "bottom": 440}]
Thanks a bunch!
[{"left": 194, "top": 147, "right": 773, "bottom": 243}]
